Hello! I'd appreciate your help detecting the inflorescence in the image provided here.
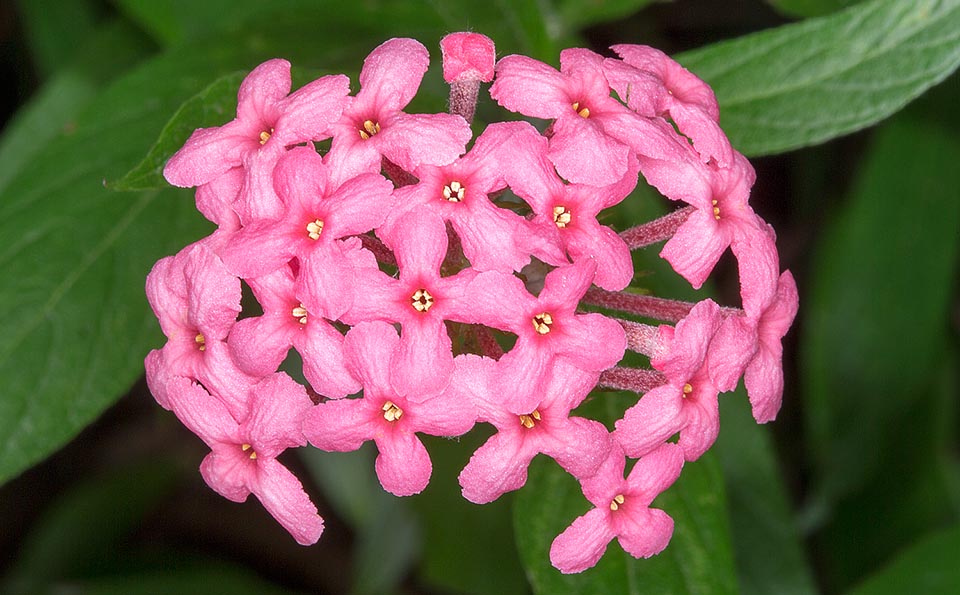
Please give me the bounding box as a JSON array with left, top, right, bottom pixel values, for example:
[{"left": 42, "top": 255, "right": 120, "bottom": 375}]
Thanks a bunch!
[{"left": 146, "top": 33, "right": 798, "bottom": 573}]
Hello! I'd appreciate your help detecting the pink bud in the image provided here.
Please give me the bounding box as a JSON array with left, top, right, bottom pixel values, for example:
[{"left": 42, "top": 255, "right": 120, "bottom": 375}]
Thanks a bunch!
[{"left": 440, "top": 32, "right": 495, "bottom": 83}]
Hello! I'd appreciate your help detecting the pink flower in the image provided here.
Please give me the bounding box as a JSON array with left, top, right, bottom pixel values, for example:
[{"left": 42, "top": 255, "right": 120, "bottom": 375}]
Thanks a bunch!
[
  {"left": 165, "top": 373, "right": 323, "bottom": 545},
  {"left": 145, "top": 241, "right": 255, "bottom": 419},
  {"left": 501, "top": 125, "right": 639, "bottom": 290},
  {"left": 164, "top": 60, "right": 351, "bottom": 221},
  {"left": 219, "top": 146, "right": 393, "bottom": 279},
  {"left": 739, "top": 271, "right": 799, "bottom": 423},
  {"left": 466, "top": 259, "right": 626, "bottom": 413},
  {"left": 607, "top": 44, "right": 732, "bottom": 167},
  {"left": 549, "top": 443, "right": 684, "bottom": 573},
  {"left": 382, "top": 121, "right": 537, "bottom": 272},
  {"left": 652, "top": 151, "right": 777, "bottom": 296},
  {"left": 490, "top": 48, "right": 633, "bottom": 186},
  {"left": 302, "top": 322, "right": 477, "bottom": 496},
  {"left": 455, "top": 356, "right": 611, "bottom": 504},
  {"left": 615, "top": 300, "right": 739, "bottom": 461},
  {"left": 344, "top": 210, "right": 481, "bottom": 396},
  {"left": 332, "top": 38, "right": 472, "bottom": 173},
  {"left": 226, "top": 264, "right": 360, "bottom": 399}
]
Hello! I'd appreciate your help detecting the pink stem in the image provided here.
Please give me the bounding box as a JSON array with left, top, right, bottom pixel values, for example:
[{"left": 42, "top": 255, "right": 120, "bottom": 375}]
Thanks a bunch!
[
  {"left": 584, "top": 288, "right": 694, "bottom": 323},
  {"left": 598, "top": 366, "right": 666, "bottom": 394},
  {"left": 620, "top": 206, "right": 694, "bottom": 250},
  {"left": 448, "top": 79, "right": 481, "bottom": 125}
]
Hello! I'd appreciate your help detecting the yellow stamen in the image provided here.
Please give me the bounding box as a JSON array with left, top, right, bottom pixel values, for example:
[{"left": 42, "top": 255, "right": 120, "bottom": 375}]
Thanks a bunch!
[
  {"left": 292, "top": 304, "right": 308, "bottom": 325},
  {"left": 712, "top": 199, "right": 721, "bottom": 220},
  {"left": 683, "top": 383, "right": 693, "bottom": 398},
  {"left": 532, "top": 312, "right": 553, "bottom": 335},
  {"left": 610, "top": 493, "right": 625, "bottom": 511},
  {"left": 552, "top": 205, "right": 572, "bottom": 228},
  {"left": 306, "top": 219, "right": 324, "bottom": 240},
  {"left": 359, "top": 119, "right": 381, "bottom": 139},
  {"left": 241, "top": 443, "right": 257, "bottom": 460},
  {"left": 259, "top": 129, "right": 272, "bottom": 145},
  {"left": 442, "top": 180, "right": 465, "bottom": 203},
  {"left": 382, "top": 401, "right": 403, "bottom": 422},
  {"left": 519, "top": 409, "right": 542, "bottom": 429},
  {"left": 411, "top": 288, "right": 434, "bottom": 313},
  {"left": 195, "top": 333, "right": 206, "bottom": 351},
  {"left": 572, "top": 101, "right": 590, "bottom": 118}
]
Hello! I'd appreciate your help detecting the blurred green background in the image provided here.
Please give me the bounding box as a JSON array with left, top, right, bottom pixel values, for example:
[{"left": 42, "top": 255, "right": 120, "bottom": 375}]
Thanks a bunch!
[{"left": 0, "top": 0, "right": 957, "bottom": 593}]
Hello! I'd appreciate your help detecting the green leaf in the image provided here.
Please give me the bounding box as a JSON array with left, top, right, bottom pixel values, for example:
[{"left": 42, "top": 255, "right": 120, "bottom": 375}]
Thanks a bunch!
[
  {"left": 845, "top": 527, "right": 960, "bottom": 595},
  {"left": 15, "top": 0, "right": 101, "bottom": 78},
  {"left": 0, "top": 19, "right": 154, "bottom": 194},
  {"left": 680, "top": 0, "right": 960, "bottom": 156},
  {"left": 301, "top": 446, "right": 422, "bottom": 595},
  {"left": 410, "top": 433, "right": 530, "bottom": 595},
  {"left": 715, "top": 395, "right": 817, "bottom": 595},
  {"left": 766, "top": 0, "right": 863, "bottom": 18},
  {"left": 110, "top": 71, "right": 246, "bottom": 191},
  {"left": 515, "top": 451, "right": 738, "bottom": 595},
  {"left": 800, "top": 114, "right": 960, "bottom": 588}
]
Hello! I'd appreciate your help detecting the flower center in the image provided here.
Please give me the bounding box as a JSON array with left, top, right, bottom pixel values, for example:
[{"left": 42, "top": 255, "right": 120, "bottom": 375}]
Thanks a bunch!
[
  {"left": 532, "top": 312, "right": 553, "bottom": 334},
  {"left": 306, "top": 219, "right": 324, "bottom": 240},
  {"left": 359, "top": 120, "right": 381, "bottom": 139},
  {"left": 609, "top": 494, "right": 625, "bottom": 511},
  {"left": 241, "top": 443, "right": 257, "bottom": 460},
  {"left": 711, "top": 199, "right": 721, "bottom": 220},
  {"left": 571, "top": 101, "right": 590, "bottom": 118},
  {"left": 519, "top": 409, "right": 542, "bottom": 429},
  {"left": 382, "top": 401, "right": 404, "bottom": 422},
  {"left": 442, "top": 180, "right": 465, "bottom": 202},
  {"left": 682, "top": 383, "right": 693, "bottom": 398},
  {"left": 195, "top": 333, "right": 206, "bottom": 351},
  {"left": 259, "top": 129, "right": 273, "bottom": 145},
  {"left": 552, "top": 205, "right": 572, "bottom": 228},
  {"left": 292, "top": 303, "right": 308, "bottom": 325},
  {"left": 411, "top": 288, "right": 434, "bottom": 313}
]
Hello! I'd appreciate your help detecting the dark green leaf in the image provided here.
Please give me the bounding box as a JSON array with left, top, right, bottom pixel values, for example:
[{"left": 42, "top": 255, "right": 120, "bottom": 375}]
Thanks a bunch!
[
  {"left": 410, "top": 433, "right": 530, "bottom": 595},
  {"left": 766, "top": 0, "right": 863, "bottom": 18},
  {"left": 680, "top": 0, "right": 960, "bottom": 156},
  {"left": 110, "top": 72, "right": 245, "bottom": 191},
  {"left": 845, "top": 527, "right": 960, "bottom": 595},
  {"left": 800, "top": 114, "right": 960, "bottom": 588},
  {"left": 516, "top": 451, "right": 737, "bottom": 595},
  {"left": 0, "top": 19, "right": 154, "bottom": 193},
  {"left": 15, "top": 0, "right": 101, "bottom": 78},
  {"left": 716, "top": 395, "right": 817, "bottom": 595},
  {"left": 301, "top": 446, "right": 421, "bottom": 595}
]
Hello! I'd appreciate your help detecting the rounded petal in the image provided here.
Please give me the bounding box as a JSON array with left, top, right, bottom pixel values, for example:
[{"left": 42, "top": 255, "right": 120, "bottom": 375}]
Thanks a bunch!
[
  {"left": 458, "top": 432, "right": 534, "bottom": 504},
  {"left": 375, "top": 430, "right": 432, "bottom": 496},
  {"left": 245, "top": 373, "right": 313, "bottom": 457},
  {"left": 254, "top": 458, "right": 324, "bottom": 545},
  {"left": 614, "top": 384, "right": 684, "bottom": 458},
  {"left": 549, "top": 508, "right": 615, "bottom": 574},
  {"left": 360, "top": 38, "right": 429, "bottom": 111},
  {"left": 299, "top": 320, "right": 361, "bottom": 399},
  {"left": 490, "top": 55, "right": 571, "bottom": 118},
  {"left": 616, "top": 507, "right": 674, "bottom": 560},
  {"left": 302, "top": 398, "right": 378, "bottom": 452}
]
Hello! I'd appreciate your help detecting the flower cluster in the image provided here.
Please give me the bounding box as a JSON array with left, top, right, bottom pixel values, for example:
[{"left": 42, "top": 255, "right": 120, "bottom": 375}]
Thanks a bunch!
[{"left": 146, "top": 33, "right": 798, "bottom": 573}]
